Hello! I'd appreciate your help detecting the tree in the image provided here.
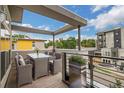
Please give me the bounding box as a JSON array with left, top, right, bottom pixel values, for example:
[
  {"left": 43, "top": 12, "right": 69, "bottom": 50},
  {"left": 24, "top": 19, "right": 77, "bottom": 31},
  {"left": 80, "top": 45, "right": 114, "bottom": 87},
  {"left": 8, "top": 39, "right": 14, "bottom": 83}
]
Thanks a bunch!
[
  {"left": 61, "top": 40, "right": 68, "bottom": 48},
  {"left": 55, "top": 41, "right": 63, "bottom": 48},
  {"left": 81, "top": 39, "right": 87, "bottom": 47},
  {"left": 44, "top": 43, "right": 49, "bottom": 48},
  {"left": 44, "top": 37, "right": 77, "bottom": 49},
  {"left": 67, "top": 37, "right": 76, "bottom": 49},
  {"left": 81, "top": 39, "right": 96, "bottom": 47},
  {"left": 12, "top": 34, "right": 29, "bottom": 42}
]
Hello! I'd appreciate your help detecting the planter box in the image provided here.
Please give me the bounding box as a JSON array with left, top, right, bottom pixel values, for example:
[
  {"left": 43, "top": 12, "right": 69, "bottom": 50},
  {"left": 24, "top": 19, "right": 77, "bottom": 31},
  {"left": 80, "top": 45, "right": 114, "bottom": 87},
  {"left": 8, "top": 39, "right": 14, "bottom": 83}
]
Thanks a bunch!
[{"left": 69, "top": 62, "right": 86, "bottom": 88}]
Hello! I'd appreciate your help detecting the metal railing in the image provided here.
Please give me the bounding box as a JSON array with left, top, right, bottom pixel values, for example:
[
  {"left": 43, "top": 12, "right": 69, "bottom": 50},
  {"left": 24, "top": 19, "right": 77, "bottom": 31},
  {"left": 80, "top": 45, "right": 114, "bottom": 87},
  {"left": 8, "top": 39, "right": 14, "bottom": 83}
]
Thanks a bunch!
[{"left": 62, "top": 52, "right": 124, "bottom": 88}]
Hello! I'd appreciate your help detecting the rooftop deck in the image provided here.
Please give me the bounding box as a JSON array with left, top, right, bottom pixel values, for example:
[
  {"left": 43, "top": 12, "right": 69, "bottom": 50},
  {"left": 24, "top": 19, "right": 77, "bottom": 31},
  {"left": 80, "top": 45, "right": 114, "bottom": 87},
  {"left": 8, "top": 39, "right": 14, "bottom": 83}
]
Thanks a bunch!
[
  {"left": 21, "top": 73, "right": 67, "bottom": 88},
  {"left": 5, "top": 61, "right": 68, "bottom": 88}
]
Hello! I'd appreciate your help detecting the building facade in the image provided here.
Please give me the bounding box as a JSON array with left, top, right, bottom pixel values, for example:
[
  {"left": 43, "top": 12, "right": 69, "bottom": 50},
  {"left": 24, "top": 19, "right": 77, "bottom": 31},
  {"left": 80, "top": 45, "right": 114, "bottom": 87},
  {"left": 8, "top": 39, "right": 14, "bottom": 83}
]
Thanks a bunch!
[
  {"left": 97, "top": 27, "right": 124, "bottom": 66},
  {"left": 97, "top": 27, "right": 124, "bottom": 49}
]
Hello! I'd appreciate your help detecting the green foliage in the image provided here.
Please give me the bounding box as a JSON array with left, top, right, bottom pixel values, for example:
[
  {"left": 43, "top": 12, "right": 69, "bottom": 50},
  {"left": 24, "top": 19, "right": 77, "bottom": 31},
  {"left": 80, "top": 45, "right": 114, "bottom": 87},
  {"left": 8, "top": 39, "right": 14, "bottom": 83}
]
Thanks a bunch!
[
  {"left": 55, "top": 41, "right": 63, "bottom": 48},
  {"left": 44, "top": 41, "right": 53, "bottom": 48},
  {"left": 44, "top": 43, "right": 49, "bottom": 48},
  {"left": 81, "top": 39, "right": 95, "bottom": 47},
  {"left": 69, "top": 55, "right": 86, "bottom": 65},
  {"left": 110, "top": 79, "right": 122, "bottom": 88},
  {"left": 67, "top": 37, "right": 76, "bottom": 49},
  {"left": 61, "top": 39, "right": 68, "bottom": 48},
  {"left": 44, "top": 37, "right": 77, "bottom": 49},
  {"left": 13, "top": 34, "right": 29, "bottom": 39},
  {"left": 12, "top": 34, "right": 29, "bottom": 42},
  {"left": 44, "top": 37, "right": 96, "bottom": 49},
  {"left": 115, "top": 79, "right": 122, "bottom": 88},
  {"left": 48, "top": 41, "right": 53, "bottom": 46}
]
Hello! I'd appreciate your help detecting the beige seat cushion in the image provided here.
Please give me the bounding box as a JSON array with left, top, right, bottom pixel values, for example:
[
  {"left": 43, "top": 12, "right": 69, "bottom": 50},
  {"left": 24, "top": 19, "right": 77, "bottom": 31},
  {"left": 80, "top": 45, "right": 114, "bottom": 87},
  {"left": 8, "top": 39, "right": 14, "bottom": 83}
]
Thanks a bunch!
[{"left": 18, "top": 55, "right": 26, "bottom": 66}]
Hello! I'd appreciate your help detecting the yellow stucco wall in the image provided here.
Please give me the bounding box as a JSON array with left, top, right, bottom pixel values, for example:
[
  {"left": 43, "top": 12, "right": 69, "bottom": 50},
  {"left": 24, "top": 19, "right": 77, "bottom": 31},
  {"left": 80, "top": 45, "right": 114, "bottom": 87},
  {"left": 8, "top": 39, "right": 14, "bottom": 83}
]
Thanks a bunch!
[
  {"left": 16, "top": 40, "right": 33, "bottom": 50},
  {"left": 0, "top": 39, "right": 45, "bottom": 51},
  {"left": 0, "top": 39, "right": 10, "bottom": 51}
]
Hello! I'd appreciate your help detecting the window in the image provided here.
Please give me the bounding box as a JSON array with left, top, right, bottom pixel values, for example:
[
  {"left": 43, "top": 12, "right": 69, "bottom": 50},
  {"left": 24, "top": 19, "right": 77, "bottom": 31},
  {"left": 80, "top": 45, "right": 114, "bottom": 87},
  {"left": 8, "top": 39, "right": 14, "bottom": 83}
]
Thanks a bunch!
[
  {"left": 105, "top": 52, "right": 107, "bottom": 56},
  {"left": 116, "top": 32, "right": 119, "bottom": 35},
  {"left": 99, "top": 36, "right": 102, "bottom": 39},
  {"left": 103, "top": 59, "right": 105, "bottom": 63},
  {"left": 106, "top": 60, "right": 107, "bottom": 63},
  {"left": 108, "top": 60, "right": 111, "bottom": 64},
  {"left": 108, "top": 52, "right": 110, "bottom": 56},
  {"left": 32, "top": 41, "right": 35, "bottom": 49},
  {"left": 99, "top": 42, "right": 102, "bottom": 45},
  {"left": 116, "top": 39, "right": 119, "bottom": 42},
  {"left": 12, "top": 43, "right": 16, "bottom": 50}
]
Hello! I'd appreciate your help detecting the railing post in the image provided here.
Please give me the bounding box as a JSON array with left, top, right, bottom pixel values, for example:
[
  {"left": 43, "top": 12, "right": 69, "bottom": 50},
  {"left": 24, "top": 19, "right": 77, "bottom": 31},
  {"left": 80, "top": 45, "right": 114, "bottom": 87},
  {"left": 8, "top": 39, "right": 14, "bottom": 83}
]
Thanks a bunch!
[
  {"left": 89, "top": 56, "right": 94, "bottom": 88},
  {"left": 53, "top": 34, "right": 55, "bottom": 52},
  {"left": 62, "top": 52, "right": 69, "bottom": 83},
  {"left": 78, "top": 25, "right": 81, "bottom": 51}
]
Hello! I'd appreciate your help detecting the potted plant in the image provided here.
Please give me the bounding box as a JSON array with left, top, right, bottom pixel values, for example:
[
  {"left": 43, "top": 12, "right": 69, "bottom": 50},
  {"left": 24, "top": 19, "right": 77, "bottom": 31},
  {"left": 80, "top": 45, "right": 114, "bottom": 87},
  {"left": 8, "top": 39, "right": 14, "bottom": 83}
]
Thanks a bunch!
[{"left": 68, "top": 55, "right": 86, "bottom": 87}]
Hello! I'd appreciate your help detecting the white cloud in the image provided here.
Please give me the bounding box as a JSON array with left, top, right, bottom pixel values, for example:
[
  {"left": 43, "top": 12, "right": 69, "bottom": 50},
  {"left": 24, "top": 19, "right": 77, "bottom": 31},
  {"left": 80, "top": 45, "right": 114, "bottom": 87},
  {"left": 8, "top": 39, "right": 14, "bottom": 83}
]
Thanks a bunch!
[
  {"left": 64, "top": 34, "right": 70, "bottom": 40},
  {"left": 91, "top": 5, "right": 109, "bottom": 13},
  {"left": 89, "top": 5, "right": 124, "bottom": 30},
  {"left": 21, "top": 23, "right": 33, "bottom": 28},
  {"left": 54, "top": 34, "right": 71, "bottom": 41},
  {"left": 37, "top": 25, "right": 50, "bottom": 30}
]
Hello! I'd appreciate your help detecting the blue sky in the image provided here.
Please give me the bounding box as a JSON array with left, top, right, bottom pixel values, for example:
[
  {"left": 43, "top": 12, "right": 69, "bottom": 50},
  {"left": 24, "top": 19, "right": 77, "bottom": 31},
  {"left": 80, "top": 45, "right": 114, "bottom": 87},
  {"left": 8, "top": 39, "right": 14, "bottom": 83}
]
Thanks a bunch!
[{"left": 14, "top": 5, "right": 124, "bottom": 40}]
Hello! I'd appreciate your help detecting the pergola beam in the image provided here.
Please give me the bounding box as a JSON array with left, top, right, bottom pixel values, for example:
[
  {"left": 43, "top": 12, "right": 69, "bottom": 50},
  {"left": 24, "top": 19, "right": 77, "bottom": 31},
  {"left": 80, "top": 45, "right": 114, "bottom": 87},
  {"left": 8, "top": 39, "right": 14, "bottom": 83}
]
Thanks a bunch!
[
  {"left": 10, "top": 24, "right": 81, "bottom": 36},
  {"left": 54, "top": 24, "right": 77, "bottom": 35},
  {"left": 11, "top": 24, "right": 54, "bottom": 35},
  {"left": 8, "top": 5, "right": 87, "bottom": 27},
  {"left": 8, "top": 5, "right": 23, "bottom": 23}
]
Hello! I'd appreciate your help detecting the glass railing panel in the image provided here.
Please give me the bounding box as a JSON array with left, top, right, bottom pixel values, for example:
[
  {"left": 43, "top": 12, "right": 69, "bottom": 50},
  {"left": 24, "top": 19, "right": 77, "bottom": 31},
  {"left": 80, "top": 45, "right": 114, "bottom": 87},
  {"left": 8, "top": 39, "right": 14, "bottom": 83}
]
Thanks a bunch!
[{"left": 1, "top": 52, "right": 5, "bottom": 80}]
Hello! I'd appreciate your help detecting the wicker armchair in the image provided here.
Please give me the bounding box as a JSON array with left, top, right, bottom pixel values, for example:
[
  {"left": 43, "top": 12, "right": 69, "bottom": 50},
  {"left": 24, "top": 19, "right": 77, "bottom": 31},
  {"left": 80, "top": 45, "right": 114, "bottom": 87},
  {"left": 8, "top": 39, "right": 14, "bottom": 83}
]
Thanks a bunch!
[
  {"left": 15, "top": 56, "right": 32, "bottom": 87},
  {"left": 49, "top": 53, "right": 62, "bottom": 74}
]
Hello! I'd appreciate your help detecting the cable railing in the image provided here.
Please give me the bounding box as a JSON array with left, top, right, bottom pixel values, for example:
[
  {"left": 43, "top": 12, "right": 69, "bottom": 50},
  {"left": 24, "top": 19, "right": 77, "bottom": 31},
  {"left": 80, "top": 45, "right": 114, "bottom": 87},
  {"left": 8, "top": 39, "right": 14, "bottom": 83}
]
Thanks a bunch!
[{"left": 62, "top": 52, "right": 124, "bottom": 88}]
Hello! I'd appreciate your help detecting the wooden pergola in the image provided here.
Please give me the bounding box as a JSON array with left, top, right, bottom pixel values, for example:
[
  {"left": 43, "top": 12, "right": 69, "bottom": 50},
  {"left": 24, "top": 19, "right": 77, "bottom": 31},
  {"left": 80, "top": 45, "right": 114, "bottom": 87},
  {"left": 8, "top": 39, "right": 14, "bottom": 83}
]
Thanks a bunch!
[
  {"left": 2, "top": 5, "right": 87, "bottom": 51},
  {"left": 0, "top": 5, "right": 87, "bottom": 87}
]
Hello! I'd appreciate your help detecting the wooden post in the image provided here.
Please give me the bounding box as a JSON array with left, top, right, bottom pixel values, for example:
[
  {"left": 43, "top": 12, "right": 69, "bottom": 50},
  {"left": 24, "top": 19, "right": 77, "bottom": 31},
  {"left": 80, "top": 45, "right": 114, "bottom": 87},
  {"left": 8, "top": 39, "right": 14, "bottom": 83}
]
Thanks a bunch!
[
  {"left": 89, "top": 56, "right": 94, "bottom": 87},
  {"left": 53, "top": 34, "right": 55, "bottom": 52},
  {"left": 78, "top": 25, "right": 81, "bottom": 51},
  {"left": 9, "top": 16, "right": 12, "bottom": 64}
]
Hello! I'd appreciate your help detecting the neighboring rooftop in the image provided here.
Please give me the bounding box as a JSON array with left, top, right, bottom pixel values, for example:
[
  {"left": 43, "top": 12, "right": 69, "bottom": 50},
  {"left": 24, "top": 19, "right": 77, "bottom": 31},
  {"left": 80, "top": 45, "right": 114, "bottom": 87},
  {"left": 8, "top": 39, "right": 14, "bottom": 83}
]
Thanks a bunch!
[{"left": 96, "top": 27, "right": 123, "bottom": 35}]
